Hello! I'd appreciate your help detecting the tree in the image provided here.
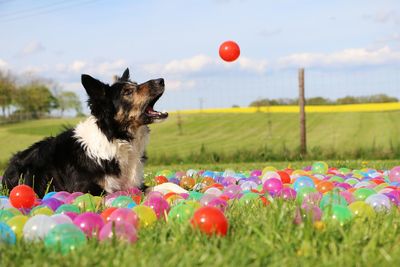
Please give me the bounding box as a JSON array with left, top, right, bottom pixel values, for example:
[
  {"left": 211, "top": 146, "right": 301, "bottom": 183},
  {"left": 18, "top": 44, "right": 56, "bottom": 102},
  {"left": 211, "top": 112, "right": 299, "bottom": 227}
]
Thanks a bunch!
[
  {"left": 0, "top": 71, "right": 16, "bottom": 117},
  {"left": 57, "top": 91, "right": 82, "bottom": 117},
  {"left": 14, "top": 82, "right": 58, "bottom": 118}
]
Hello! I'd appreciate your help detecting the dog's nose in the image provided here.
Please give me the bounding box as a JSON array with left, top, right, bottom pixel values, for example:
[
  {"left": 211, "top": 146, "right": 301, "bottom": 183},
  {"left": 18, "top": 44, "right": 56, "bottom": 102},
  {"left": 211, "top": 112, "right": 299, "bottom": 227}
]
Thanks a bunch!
[{"left": 155, "top": 78, "right": 164, "bottom": 87}]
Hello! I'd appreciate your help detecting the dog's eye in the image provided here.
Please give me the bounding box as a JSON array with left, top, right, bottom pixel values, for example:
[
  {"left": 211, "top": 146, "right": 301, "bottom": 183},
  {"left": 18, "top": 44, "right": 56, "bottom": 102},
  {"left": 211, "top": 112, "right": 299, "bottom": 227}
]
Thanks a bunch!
[{"left": 123, "top": 89, "right": 133, "bottom": 96}]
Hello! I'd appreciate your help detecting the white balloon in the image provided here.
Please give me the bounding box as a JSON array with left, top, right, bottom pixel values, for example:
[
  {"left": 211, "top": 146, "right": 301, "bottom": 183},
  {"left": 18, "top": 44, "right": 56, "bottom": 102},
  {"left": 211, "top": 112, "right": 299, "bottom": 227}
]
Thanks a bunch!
[
  {"left": 23, "top": 215, "right": 57, "bottom": 242},
  {"left": 51, "top": 214, "right": 73, "bottom": 225}
]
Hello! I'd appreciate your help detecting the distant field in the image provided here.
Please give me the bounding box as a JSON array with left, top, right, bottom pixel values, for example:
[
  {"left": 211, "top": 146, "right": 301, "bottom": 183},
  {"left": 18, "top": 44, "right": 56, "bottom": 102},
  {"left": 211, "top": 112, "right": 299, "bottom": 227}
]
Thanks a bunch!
[{"left": 0, "top": 109, "right": 399, "bottom": 166}]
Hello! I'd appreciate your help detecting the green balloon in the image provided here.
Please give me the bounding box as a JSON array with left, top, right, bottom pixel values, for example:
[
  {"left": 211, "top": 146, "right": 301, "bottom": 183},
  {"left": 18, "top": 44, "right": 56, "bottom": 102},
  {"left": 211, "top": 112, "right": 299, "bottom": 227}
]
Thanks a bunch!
[
  {"left": 311, "top": 161, "right": 328, "bottom": 174},
  {"left": 319, "top": 193, "right": 347, "bottom": 209},
  {"left": 0, "top": 210, "right": 15, "bottom": 222},
  {"left": 168, "top": 204, "right": 196, "bottom": 223},
  {"left": 353, "top": 188, "right": 376, "bottom": 201},
  {"left": 111, "top": 196, "right": 133, "bottom": 208},
  {"left": 296, "top": 187, "right": 318, "bottom": 203},
  {"left": 73, "top": 194, "right": 97, "bottom": 212},
  {"left": 44, "top": 224, "right": 87, "bottom": 254},
  {"left": 328, "top": 176, "right": 344, "bottom": 183},
  {"left": 338, "top": 168, "right": 351, "bottom": 175},
  {"left": 239, "top": 192, "right": 260, "bottom": 204},
  {"left": 188, "top": 191, "right": 203, "bottom": 201},
  {"left": 322, "top": 204, "right": 353, "bottom": 225},
  {"left": 55, "top": 204, "right": 80, "bottom": 214}
]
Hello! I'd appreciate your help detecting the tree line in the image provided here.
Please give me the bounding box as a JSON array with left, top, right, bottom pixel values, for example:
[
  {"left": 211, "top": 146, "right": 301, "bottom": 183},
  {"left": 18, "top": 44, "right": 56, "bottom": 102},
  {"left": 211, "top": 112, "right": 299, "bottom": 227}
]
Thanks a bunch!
[
  {"left": 249, "top": 94, "right": 399, "bottom": 107},
  {"left": 0, "top": 70, "right": 82, "bottom": 121}
]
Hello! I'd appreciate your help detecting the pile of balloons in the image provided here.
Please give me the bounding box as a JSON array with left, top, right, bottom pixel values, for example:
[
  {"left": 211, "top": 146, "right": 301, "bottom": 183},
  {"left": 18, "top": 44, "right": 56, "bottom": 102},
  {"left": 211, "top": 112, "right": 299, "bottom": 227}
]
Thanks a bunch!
[{"left": 0, "top": 163, "right": 399, "bottom": 254}]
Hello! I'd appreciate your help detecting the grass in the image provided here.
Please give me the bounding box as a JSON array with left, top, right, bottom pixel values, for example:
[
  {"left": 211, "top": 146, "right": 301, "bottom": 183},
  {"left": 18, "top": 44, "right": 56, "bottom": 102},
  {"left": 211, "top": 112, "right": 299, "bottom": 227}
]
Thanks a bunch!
[
  {"left": 0, "top": 111, "right": 400, "bottom": 167},
  {"left": 1, "top": 161, "right": 400, "bottom": 266}
]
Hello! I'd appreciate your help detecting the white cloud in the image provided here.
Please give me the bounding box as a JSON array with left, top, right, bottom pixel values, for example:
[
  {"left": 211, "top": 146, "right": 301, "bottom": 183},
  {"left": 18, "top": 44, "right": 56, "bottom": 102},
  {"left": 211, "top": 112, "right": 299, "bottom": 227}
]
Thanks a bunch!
[
  {"left": 21, "top": 41, "right": 45, "bottom": 56},
  {"left": 69, "top": 60, "right": 87, "bottom": 72},
  {"left": 363, "top": 10, "right": 400, "bottom": 24},
  {"left": 277, "top": 46, "right": 400, "bottom": 68},
  {"left": 166, "top": 79, "right": 196, "bottom": 91},
  {"left": 143, "top": 54, "right": 268, "bottom": 76},
  {"left": 0, "top": 58, "right": 9, "bottom": 70},
  {"left": 238, "top": 57, "right": 268, "bottom": 73}
]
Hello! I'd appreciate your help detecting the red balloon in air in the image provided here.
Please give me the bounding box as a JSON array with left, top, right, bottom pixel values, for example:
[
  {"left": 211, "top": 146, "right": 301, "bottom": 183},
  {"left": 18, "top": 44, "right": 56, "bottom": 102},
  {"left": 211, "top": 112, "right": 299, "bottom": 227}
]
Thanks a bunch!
[
  {"left": 9, "top": 185, "right": 36, "bottom": 208},
  {"left": 191, "top": 206, "right": 228, "bottom": 236},
  {"left": 219, "top": 40, "right": 240, "bottom": 62}
]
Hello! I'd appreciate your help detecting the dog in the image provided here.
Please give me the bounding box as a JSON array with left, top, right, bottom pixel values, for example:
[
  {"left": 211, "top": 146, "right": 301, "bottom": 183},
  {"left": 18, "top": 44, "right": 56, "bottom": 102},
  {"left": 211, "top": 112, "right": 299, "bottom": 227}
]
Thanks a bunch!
[{"left": 1, "top": 68, "right": 170, "bottom": 198}]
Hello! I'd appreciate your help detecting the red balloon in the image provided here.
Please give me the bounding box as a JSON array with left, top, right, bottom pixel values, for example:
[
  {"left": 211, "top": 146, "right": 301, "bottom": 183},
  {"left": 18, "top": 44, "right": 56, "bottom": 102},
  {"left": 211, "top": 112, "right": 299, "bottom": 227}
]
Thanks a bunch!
[
  {"left": 155, "top": 175, "right": 168, "bottom": 185},
  {"left": 101, "top": 207, "right": 118, "bottom": 222},
  {"left": 191, "top": 206, "right": 228, "bottom": 236},
  {"left": 277, "top": 171, "right": 291, "bottom": 184},
  {"left": 9, "top": 185, "right": 36, "bottom": 208},
  {"left": 219, "top": 40, "right": 240, "bottom": 62}
]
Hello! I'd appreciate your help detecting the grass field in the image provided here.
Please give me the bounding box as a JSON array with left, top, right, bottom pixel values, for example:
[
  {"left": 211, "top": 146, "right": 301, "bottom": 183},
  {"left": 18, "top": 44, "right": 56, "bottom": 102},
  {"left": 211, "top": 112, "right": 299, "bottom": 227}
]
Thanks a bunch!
[
  {"left": 0, "top": 110, "right": 399, "bottom": 167},
  {"left": 1, "top": 161, "right": 400, "bottom": 267}
]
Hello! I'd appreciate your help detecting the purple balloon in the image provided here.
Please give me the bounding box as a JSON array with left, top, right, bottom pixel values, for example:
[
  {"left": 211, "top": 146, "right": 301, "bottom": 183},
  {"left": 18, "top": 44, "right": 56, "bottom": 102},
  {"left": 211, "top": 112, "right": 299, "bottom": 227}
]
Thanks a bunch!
[
  {"left": 53, "top": 191, "right": 71, "bottom": 202},
  {"left": 384, "top": 192, "right": 400, "bottom": 206},
  {"left": 276, "top": 187, "right": 297, "bottom": 200},
  {"left": 99, "top": 221, "right": 137, "bottom": 244},
  {"left": 222, "top": 177, "right": 237, "bottom": 187},
  {"left": 294, "top": 205, "right": 322, "bottom": 224},
  {"left": 42, "top": 198, "right": 64, "bottom": 211},
  {"left": 250, "top": 170, "right": 262, "bottom": 177},
  {"left": 222, "top": 185, "right": 242, "bottom": 199},
  {"left": 169, "top": 178, "right": 180, "bottom": 185},
  {"left": 207, "top": 198, "right": 228, "bottom": 212},
  {"left": 248, "top": 176, "right": 262, "bottom": 185},
  {"left": 64, "top": 192, "right": 84, "bottom": 204},
  {"left": 73, "top": 212, "right": 105, "bottom": 238}
]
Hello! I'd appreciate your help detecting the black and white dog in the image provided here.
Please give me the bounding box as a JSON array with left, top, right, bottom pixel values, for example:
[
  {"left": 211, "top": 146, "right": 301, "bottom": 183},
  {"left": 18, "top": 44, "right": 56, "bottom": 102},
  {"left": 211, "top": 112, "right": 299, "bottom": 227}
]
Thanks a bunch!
[{"left": 2, "top": 68, "right": 169, "bottom": 198}]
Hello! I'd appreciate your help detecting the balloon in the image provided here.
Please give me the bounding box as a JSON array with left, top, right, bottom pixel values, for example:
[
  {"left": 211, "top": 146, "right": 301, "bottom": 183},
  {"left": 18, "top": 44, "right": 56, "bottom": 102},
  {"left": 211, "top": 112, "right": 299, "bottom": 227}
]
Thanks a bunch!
[
  {"left": 30, "top": 206, "right": 54, "bottom": 216},
  {"left": 99, "top": 221, "right": 137, "bottom": 244},
  {"left": 353, "top": 188, "right": 376, "bottom": 201},
  {"left": 293, "top": 176, "right": 315, "bottom": 191},
  {"left": 191, "top": 206, "right": 228, "bottom": 236},
  {"left": 276, "top": 187, "right": 297, "bottom": 200},
  {"left": 143, "top": 195, "right": 170, "bottom": 219},
  {"left": 319, "top": 193, "right": 347, "bottom": 209},
  {"left": 9, "top": 185, "right": 36, "bottom": 209},
  {"left": 348, "top": 201, "right": 375, "bottom": 219},
  {"left": 322, "top": 204, "right": 352, "bottom": 225},
  {"left": 132, "top": 205, "right": 157, "bottom": 227},
  {"left": 51, "top": 214, "right": 73, "bottom": 225},
  {"left": 111, "top": 196, "right": 134, "bottom": 208},
  {"left": 389, "top": 166, "right": 400, "bottom": 182},
  {"left": 42, "top": 198, "right": 64, "bottom": 211},
  {"left": 109, "top": 208, "right": 139, "bottom": 228},
  {"left": 55, "top": 204, "right": 80, "bottom": 214},
  {"left": 73, "top": 212, "right": 104, "bottom": 238},
  {"left": 311, "top": 161, "right": 328, "bottom": 174},
  {"left": 0, "top": 222, "right": 16, "bottom": 245},
  {"left": 180, "top": 177, "right": 196, "bottom": 189},
  {"left": 101, "top": 207, "right": 118, "bottom": 222},
  {"left": 219, "top": 40, "right": 240, "bottom": 62},
  {"left": 0, "top": 210, "right": 15, "bottom": 222},
  {"left": 23, "top": 215, "right": 57, "bottom": 242},
  {"left": 6, "top": 215, "right": 28, "bottom": 239},
  {"left": 168, "top": 203, "right": 197, "bottom": 223},
  {"left": 44, "top": 224, "right": 87, "bottom": 254},
  {"left": 365, "top": 193, "right": 391, "bottom": 212},
  {"left": 263, "top": 178, "right": 283, "bottom": 195}
]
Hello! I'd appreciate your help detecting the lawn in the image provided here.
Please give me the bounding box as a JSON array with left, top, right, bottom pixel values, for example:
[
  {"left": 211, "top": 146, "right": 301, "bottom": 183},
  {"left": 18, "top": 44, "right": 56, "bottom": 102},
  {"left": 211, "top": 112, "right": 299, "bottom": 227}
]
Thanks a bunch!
[
  {"left": 0, "top": 110, "right": 399, "bottom": 167},
  {"left": 1, "top": 160, "right": 400, "bottom": 267}
]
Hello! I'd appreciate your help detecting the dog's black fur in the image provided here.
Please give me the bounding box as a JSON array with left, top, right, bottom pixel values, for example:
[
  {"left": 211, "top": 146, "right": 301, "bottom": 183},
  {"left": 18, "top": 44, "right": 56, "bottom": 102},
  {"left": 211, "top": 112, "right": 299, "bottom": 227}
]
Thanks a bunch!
[{"left": 1, "top": 68, "right": 168, "bottom": 197}]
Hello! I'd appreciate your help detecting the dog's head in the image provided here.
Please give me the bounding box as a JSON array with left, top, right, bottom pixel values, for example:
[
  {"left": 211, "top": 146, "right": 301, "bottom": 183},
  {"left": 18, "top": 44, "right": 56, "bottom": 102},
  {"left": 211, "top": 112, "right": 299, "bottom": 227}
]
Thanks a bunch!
[{"left": 81, "top": 68, "right": 168, "bottom": 140}]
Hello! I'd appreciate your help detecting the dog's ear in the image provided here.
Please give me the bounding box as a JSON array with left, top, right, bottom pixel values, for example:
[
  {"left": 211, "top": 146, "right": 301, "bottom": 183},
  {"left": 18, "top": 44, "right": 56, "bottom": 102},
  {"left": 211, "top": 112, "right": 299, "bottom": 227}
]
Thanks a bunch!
[
  {"left": 81, "top": 74, "right": 106, "bottom": 99},
  {"left": 120, "top": 68, "right": 130, "bottom": 81}
]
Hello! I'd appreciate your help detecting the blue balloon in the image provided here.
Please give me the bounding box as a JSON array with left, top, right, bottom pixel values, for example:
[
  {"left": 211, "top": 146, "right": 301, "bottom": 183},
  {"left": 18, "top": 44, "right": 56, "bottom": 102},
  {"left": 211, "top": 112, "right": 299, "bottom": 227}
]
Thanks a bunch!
[
  {"left": 293, "top": 176, "right": 315, "bottom": 191},
  {"left": 126, "top": 202, "right": 137, "bottom": 209},
  {"left": 0, "top": 222, "right": 16, "bottom": 245},
  {"left": 43, "top": 192, "right": 57, "bottom": 200}
]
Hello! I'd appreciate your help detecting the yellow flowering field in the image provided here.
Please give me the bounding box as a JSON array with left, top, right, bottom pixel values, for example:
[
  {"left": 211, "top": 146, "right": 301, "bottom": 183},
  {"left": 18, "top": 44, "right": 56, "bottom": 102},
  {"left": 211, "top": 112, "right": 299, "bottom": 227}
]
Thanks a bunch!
[{"left": 176, "top": 102, "right": 400, "bottom": 114}]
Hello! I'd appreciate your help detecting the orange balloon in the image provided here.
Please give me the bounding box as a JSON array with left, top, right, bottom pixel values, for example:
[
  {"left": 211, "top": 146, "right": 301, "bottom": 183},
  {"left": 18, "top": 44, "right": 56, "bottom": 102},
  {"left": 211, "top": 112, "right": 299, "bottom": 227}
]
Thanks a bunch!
[{"left": 316, "top": 181, "right": 334, "bottom": 193}]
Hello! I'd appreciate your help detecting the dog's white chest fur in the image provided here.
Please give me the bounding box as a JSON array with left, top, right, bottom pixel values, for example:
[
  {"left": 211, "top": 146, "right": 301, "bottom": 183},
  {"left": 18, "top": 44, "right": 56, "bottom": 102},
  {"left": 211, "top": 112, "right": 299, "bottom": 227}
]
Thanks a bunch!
[{"left": 74, "top": 116, "right": 149, "bottom": 192}]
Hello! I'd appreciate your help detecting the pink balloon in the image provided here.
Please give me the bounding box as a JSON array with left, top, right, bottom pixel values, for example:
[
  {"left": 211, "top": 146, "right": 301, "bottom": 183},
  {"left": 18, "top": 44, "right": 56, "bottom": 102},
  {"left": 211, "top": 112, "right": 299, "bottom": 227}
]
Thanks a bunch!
[
  {"left": 263, "top": 178, "right": 283, "bottom": 195},
  {"left": 73, "top": 212, "right": 104, "bottom": 238},
  {"left": 276, "top": 187, "right": 297, "bottom": 200},
  {"left": 109, "top": 208, "right": 139, "bottom": 228},
  {"left": 143, "top": 195, "right": 170, "bottom": 219},
  {"left": 389, "top": 166, "right": 400, "bottom": 182},
  {"left": 99, "top": 221, "right": 137, "bottom": 244}
]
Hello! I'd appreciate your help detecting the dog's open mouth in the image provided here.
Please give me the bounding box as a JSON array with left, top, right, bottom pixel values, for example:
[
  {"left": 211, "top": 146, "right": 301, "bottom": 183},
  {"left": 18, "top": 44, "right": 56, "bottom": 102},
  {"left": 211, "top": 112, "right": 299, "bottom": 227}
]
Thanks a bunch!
[{"left": 144, "top": 93, "right": 168, "bottom": 120}]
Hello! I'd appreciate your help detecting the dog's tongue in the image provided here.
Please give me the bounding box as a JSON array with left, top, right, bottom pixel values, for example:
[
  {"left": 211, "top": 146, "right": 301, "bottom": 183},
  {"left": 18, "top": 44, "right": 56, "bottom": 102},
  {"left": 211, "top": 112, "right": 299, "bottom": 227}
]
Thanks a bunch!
[{"left": 146, "top": 106, "right": 168, "bottom": 118}]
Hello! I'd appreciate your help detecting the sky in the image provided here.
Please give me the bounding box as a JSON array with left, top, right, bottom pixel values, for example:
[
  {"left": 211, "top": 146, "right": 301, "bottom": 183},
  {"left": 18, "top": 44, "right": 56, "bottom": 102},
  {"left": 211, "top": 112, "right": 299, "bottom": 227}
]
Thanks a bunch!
[{"left": 0, "top": 0, "right": 399, "bottom": 113}]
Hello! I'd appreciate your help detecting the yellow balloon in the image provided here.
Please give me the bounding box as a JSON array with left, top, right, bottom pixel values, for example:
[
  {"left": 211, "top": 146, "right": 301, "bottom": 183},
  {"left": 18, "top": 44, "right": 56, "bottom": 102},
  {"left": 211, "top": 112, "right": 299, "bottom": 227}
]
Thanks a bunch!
[
  {"left": 132, "top": 205, "right": 157, "bottom": 228},
  {"left": 262, "top": 166, "right": 277, "bottom": 175},
  {"left": 348, "top": 201, "right": 375, "bottom": 219},
  {"left": 30, "top": 206, "right": 54, "bottom": 216},
  {"left": 6, "top": 215, "right": 28, "bottom": 239}
]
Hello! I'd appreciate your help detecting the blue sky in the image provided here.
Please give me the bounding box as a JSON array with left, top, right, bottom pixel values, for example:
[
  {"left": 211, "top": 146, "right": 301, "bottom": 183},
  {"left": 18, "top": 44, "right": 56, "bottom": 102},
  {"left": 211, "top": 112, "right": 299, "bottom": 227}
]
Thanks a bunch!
[{"left": 0, "top": 0, "right": 399, "bottom": 112}]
